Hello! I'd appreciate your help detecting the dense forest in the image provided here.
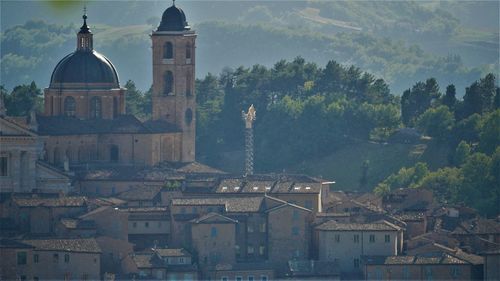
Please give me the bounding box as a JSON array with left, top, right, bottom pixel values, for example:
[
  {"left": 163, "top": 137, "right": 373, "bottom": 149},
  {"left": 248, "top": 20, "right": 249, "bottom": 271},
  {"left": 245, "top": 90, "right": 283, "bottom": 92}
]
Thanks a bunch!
[{"left": 2, "top": 57, "right": 498, "bottom": 216}]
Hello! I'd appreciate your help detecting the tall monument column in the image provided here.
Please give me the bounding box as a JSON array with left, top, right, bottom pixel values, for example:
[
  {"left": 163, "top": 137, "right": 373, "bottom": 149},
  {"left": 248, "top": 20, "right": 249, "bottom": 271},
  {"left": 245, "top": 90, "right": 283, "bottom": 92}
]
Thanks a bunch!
[{"left": 151, "top": 2, "right": 196, "bottom": 162}]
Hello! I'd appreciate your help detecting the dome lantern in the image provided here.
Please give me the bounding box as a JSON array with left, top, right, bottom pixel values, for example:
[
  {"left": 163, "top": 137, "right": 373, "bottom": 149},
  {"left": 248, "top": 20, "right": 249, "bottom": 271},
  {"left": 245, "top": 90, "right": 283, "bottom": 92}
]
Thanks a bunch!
[{"left": 77, "top": 9, "right": 93, "bottom": 52}]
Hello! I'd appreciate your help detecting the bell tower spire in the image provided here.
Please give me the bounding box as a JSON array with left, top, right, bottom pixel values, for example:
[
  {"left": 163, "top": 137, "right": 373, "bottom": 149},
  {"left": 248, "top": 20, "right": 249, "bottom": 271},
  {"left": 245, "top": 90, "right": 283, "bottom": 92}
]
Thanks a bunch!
[
  {"left": 151, "top": 3, "right": 196, "bottom": 162},
  {"left": 77, "top": 7, "right": 93, "bottom": 52}
]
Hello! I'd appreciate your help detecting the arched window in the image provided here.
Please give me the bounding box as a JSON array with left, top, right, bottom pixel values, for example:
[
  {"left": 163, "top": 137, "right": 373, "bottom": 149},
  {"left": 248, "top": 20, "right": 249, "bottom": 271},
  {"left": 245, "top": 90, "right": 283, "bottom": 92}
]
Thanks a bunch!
[
  {"left": 186, "top": 72, "right": 192, "bottom": 96},
  {"left": 186, "top": 42, "right": 191, "bottom": 59},
  {"left": 90, "top": 97, "right": 102, "bottom": 119},
  {"left": 164, "top": 71, "right": 174, "bottom": 95},
  {"left": 164, "top": 42, "right": 173, "bottom": 59},
  {"left": 185, "top": 108, "right": 193, "bottom": 125},
  {"left": 64, "top": 96, "right": 76, "bottom": 117},
  {"left": 109, "top": 145, "right": 119, "bottom": 162}
]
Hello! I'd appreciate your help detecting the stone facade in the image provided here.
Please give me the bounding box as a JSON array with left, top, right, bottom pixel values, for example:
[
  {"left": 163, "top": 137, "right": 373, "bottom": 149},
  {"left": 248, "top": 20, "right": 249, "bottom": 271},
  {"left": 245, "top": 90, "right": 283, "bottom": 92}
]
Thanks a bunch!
[
  {"left": 190, "top": 213, "right": 237, "bottom": 267},
  {"left": 316, "top": 221, "right": 402, "bottom": 273},
  {"left": 151, "top": 26, "right": 197, "bottom": 163},
  {"left": 267, "top": 202, "right": 312, "bottom": 274}
]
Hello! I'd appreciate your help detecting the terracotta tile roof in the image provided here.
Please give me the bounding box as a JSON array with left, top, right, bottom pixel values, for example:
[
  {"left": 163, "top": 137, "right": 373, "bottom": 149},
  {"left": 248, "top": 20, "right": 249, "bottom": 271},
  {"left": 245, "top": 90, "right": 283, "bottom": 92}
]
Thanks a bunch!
[
  {"left": 190, "top": 212, "right": 238, "bottom": 224},
  {"left": 132, "top": 254, "right": 164, "bottom": 268},
  {"left": 363, "top": 252, "right": 479, "bottom": 265},
  {"left": 316, "top": 220, "right": 401, "bottom": 231},
  {"left": 117, "top": 186, "right": 162, "bottom": 201},
  {"left": 60, "top": 218, "right": 96, "bottom": 229},
  {"left": 452, "top": 218, "right": 500, "bottom": 235},
  {"left": 154, "top": 248, "right": 190, "bottom": 257},
  {"left": 22, "top": 238, "right": 101, "bottom": 253},
  {"left": 172, "top": 197, "right": 264, "bottom": 213},
  {"left": 215, "top": 174, "right": 321, "bottom": 194},
  {"left": 13, "top": 196, "right": 87, "bottom": 207}
]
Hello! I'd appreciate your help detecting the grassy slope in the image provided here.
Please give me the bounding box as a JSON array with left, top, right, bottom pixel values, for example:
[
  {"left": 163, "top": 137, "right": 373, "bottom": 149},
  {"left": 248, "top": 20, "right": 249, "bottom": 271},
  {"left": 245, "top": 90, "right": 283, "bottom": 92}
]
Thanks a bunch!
[{"left": 289, "top": 140, "right": 450, "bottom": 192}]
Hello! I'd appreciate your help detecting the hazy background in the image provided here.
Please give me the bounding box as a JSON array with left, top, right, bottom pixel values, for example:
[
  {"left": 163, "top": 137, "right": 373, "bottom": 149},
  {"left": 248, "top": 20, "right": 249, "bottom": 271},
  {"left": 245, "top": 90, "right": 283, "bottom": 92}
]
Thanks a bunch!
[{"left": 1, "top": 0, "right": 498, "bottom": 94}]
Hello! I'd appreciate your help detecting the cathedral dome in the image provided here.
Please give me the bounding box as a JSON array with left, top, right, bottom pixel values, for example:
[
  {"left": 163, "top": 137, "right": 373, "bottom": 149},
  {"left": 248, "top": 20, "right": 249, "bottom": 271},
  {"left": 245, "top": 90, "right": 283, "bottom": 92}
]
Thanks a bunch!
[
  {"left": 49, "top": 13, "right": 120, "bottom": 89},
  {"left": 157, "top": 4, "right": 190, "bottom": 31},
  {"left": 50, "top": 50, "right": 120, "bottom": 88}
]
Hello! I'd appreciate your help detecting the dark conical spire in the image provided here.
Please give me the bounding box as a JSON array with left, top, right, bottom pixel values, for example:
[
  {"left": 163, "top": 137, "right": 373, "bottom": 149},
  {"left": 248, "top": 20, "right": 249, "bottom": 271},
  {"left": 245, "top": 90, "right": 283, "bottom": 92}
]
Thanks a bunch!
[{"left": 77, "top": 6, "right": 93, "bottom": 51}]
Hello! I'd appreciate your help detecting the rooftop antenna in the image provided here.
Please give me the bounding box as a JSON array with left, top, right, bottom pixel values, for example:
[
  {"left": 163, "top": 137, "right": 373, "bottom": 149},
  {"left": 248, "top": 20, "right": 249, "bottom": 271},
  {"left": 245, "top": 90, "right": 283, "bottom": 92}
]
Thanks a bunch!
[{"left": 242, "top": 105, "right": 256, "bottom": 176}]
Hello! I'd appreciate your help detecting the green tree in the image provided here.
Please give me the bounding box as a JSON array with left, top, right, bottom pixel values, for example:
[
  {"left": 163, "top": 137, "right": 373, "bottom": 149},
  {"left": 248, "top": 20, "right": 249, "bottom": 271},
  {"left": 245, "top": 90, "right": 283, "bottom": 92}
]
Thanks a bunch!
[
  {"left": 416, "top": 105, "right": 454, "bottom": 141},
  {"left": 401, "top": 78, "right": 441, "bottom": 126},
  {"left": 478, "top": 109, "right": 500, "bottom": 154},
  {"left": 442, "top": 84, "right": 457, "bottom": 109},
  {"left": 4, "top": 81, "right": 42, "bottom": 116},
  {"left": 418, "top": 167, "right": 462, "bottom": 203},
  {"left": 453, "top": 141, "right": 471, "bottom": 166},
  {"left": 460, "top": 153, "right": 495, "bottom": 216}
]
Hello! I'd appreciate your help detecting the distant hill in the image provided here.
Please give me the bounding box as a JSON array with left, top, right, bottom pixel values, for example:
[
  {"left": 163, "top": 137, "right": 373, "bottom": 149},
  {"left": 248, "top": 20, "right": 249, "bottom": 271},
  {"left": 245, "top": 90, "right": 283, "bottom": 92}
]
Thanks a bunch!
[{"left": 1, "top": 20, "right": 494, "bottom": 95}]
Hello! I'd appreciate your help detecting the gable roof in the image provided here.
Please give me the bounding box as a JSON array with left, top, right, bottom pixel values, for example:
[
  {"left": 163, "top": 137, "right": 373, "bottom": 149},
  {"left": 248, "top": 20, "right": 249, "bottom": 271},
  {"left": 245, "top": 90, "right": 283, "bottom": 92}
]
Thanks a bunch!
[
  {"left": 172, "top": 197, "right": 264, "bottom": 213},
  {"left": 362, "top": 251, "right": 482, "bottom": 265},
  {"left": 154, "top": 248, "right": 191, "bottom": 257},
  {"left": 117, "top": 186, "right": 162, "bottom": 201},
  {"left": 22, "top": 238, "right": 101, "bottom": 253},
  {"left": 13, "top": 196, "right": 87, "bottom": 208},
  {"left": 190, "top": 212, "right": 238, "bottom": 224},
  {"left": 316, "top": 220, "right": 401, "bottom": 231},
  {"left": 0, "top": 117, "right": 37, "bottom": 137}
]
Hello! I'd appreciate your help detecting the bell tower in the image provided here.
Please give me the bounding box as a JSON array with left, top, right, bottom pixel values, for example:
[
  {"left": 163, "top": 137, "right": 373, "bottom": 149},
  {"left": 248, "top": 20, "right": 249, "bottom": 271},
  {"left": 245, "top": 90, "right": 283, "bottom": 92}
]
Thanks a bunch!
[{"left": 151, "top": 2, "right": 196, "bottom": 162}]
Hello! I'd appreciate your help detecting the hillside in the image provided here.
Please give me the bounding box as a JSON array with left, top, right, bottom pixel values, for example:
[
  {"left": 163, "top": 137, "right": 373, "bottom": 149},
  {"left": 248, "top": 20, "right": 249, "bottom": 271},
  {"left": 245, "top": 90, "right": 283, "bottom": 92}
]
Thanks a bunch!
[{"left": 1, "top": 20, "right": 494, "bottom": 95}]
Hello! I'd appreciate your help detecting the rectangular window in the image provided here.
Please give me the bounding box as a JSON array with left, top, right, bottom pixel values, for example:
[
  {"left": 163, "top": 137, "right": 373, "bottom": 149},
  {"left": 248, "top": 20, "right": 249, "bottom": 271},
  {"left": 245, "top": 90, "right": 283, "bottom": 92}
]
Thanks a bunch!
[
  {"left": 354, "top": 234, "right": 360, "bottom": 243},
  {"left": 247, "top": 224, "right": 254, "bottom": 233},
  {"left": 235, "top": 245, "right": 241, "bottom": 258},
  {"left": 335, "top": 234, "right": 340, "bottom": 242},
  {"left": 385, "top": 234, "right": 390, "bottom": 243},
  {"left": 33, "top": 254, "right": 39, "bottom": 263},
  {"left": 211, "top": 227, "right": 217, "bottom": 237},
  {"left": 158, "top": 221, "right": 162, "bottom": 227},
  {"left": 236, "top": 277, "right": 242, "bottom": 281},
  {"left": 248, "top": 276, "right": 254, "bottom": 281},
  {"left": 369, "top": 234, "right": 375, "bottom": 243},
  {"left": 0, "top": 156, "right": 8, "bottom": 176},
  {"left": 53, "top": 253, "right": 59, "bottom": 263},
  {"left": 261, "top": 276, "right": 268, "bottom": 281},
  {"left": 132, "top": 222, "right": 137, "bottom": 228},
  {"left": 221, "top": 278, "right": 228, "bottom": 281},
  {"left": 64, "top": 254, "right": 70, "bottom": 263},
  {"left": 292, "top": 226, "right": 299, "bottom": 236},
  {"left": 145, "top": 222, "right": 149, "bottom": 228},
  {"left": 179, "top": 257, "right": 184, "bottom": 264},
  {"left": 259, "top": 222, "right": 266, "bottom": 233},
  {"left": 17, "top": 251, "right": 27, "bottom": 265},
  {"left": 354, "top": 258, "right": 360, "bottom": 268},
  {"left": 248, "top": 246, "right": 255, "bottom": 254},
  {"left": 82, "top": 274, "right": 88, "bottom": 281},
  {"left": 259, "top": 245, "right": 265, "bottom": 256},
  {"left": 292, "top": 210, "right": 299, "bottom": 220}
]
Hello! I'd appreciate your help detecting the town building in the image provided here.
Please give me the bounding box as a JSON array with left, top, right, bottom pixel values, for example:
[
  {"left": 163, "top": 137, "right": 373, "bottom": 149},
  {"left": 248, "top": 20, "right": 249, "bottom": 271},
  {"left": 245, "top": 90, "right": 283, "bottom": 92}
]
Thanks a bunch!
[{"left": 316, "top": 220, "right": 403, "bottom": 274}]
